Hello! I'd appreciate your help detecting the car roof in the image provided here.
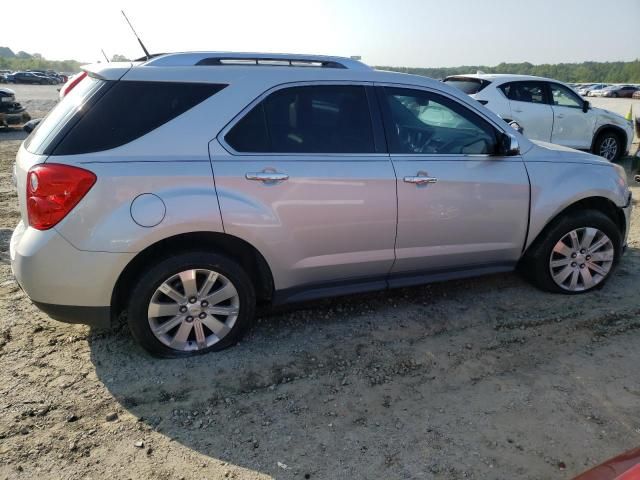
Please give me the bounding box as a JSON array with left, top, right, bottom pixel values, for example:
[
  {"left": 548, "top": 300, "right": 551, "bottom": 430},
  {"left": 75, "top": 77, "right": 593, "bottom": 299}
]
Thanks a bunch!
[
  {"left": 82, "top": 51, "right": 456, "bottom": 93},
  {"left": 445, "top": 73, "right": 566, "bottom": 85}
]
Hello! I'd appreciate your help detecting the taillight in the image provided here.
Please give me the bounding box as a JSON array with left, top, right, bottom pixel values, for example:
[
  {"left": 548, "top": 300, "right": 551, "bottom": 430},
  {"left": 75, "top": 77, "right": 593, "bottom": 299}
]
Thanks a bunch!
[
  {"left": 26, "top": 164, "right": 96, "bottom": 230},
  {"left": 59, "top": 71, "right": 87, "bottom": 98}
]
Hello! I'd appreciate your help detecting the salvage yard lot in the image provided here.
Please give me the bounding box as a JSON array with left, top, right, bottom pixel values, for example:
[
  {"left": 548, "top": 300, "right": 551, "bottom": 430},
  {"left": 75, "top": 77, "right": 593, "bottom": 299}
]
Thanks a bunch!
[{"left": 1, "top": 86, "right": 640, "bottom": 480}]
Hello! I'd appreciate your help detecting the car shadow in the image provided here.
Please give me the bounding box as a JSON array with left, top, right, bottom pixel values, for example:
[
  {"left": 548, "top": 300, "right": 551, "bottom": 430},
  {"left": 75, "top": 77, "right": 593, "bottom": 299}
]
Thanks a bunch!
[{"left": 87, "top": 248, "right": 640, "bottom": 479}]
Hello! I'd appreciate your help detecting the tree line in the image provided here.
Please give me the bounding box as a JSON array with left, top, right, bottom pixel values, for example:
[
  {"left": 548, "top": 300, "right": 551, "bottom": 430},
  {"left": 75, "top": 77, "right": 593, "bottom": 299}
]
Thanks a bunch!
[
  {"left": 2, "top": 47, "right": 639, "bottom": 82},
  {"left": 0, "top": 55, "right": 83, "bottom": 74},
  {"left": 377, "top": 60, "right": 640, "bottom": 83}
]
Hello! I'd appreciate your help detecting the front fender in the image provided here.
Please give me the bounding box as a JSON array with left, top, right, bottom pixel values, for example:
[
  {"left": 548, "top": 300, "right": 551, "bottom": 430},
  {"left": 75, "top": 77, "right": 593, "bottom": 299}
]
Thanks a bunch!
[{"left": 524, "top": 159, "right": 629, "bottom": 250}]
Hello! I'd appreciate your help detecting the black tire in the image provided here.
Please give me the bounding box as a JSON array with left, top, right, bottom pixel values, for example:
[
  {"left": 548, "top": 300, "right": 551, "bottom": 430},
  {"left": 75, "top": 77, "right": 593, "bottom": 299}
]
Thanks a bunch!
[
  {"left": 127, "top": 251, "right": 256, "bottom": 358},
  {"left": 521, "top": 210, "right": 621, "bottom": 294},
  {"left": 612, "top": 93, "right": 618, "bottom": 98},
  {"left": 593, "top": 130, "right": 623, "bottom": 162}
]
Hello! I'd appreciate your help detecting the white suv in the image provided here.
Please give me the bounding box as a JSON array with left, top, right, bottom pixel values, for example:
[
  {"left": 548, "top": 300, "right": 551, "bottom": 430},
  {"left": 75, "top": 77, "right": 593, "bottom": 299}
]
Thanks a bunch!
[{"left": 443, "top": 74, "right": 634, "bottom": 161}]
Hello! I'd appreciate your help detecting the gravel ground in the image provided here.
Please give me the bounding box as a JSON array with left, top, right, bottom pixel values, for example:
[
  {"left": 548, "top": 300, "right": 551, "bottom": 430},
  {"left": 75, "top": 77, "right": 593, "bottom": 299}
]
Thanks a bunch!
[{"left": 1, "top": 87, "right": 640, "bottom": 480}]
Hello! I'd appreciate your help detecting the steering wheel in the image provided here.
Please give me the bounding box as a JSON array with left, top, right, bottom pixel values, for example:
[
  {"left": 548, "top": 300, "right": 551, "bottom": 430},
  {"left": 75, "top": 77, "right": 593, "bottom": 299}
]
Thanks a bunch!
[{"left": 397, "top": 125, "right": 434, "bottom": 153}]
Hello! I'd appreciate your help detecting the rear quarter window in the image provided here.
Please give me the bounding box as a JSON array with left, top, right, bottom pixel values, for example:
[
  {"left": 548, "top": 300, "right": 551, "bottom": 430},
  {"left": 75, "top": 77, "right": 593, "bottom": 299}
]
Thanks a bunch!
[
  {"left": 52, "top": 81, "right": 226, "bottom": 155},
  {"left": 24, "top": 76, "right": 104, "bottom": 155}
]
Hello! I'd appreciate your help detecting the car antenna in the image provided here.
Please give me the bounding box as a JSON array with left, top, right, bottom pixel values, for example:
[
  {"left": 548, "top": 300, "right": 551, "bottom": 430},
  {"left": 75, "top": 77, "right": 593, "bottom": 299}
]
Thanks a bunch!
[
  {"left": 121, "top": 10, "right": 150, "bottom": 60},
  {"left": 101, "top": 49, "right": 110, "bottom": 63}
]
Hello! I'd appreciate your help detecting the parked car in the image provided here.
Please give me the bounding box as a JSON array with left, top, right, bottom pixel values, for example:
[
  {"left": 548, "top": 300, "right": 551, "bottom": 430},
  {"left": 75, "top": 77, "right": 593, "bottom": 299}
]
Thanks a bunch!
[
  {"left": 0, "top": 87, "right": 31, "bottom": 128},
  {"left": 8, "top": 72, "right": 51, "bottom": 85},
  {"left": 11, "top": 53, "right": 631, "bottom": 357},
  {"left": 572, "top": 446, "right": 640, "bottom": 479},
  {"left": 27, "top": 70, "right": 62, "bottom": 85},
  {"left": 443, "top": 74, "right": 633, "bottom": 161},
  {"left": 592, "top": 85, "right": 639, "bottom": 98},
  {"left": 577, "top": 83, "right": 607, "bottom": 96}
]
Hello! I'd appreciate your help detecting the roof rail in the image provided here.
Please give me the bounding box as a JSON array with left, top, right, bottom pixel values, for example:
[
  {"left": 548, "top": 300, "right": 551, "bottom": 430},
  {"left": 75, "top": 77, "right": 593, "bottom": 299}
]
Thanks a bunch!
[{"left": 143, "top": 52, "right": 371, "bottom": 70}]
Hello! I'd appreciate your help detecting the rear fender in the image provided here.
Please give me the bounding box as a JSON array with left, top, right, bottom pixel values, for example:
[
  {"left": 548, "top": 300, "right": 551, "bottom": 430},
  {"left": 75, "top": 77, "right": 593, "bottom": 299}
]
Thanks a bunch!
[{"left": 51, "top": 158, "right": 224, "bottom": 254}]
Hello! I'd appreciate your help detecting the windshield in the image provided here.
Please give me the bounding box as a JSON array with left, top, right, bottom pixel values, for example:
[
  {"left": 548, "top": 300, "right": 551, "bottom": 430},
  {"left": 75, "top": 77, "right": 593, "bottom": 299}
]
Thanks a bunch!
[
  {"left": 443, "top": 77, "right": 491, "bottom": 95},
  {"left": 24, "top": 76, "right": 106, "bottom": 155}
]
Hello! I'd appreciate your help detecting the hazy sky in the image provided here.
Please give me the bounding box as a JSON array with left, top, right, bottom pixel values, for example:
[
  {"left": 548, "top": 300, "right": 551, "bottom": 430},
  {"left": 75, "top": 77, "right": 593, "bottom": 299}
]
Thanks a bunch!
[{"left": 4, "top": 0, "right": 639, "bottom": 67}]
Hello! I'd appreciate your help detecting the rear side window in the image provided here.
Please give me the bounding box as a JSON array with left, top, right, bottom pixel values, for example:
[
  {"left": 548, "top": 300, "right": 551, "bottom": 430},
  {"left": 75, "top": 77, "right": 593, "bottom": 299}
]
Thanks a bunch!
[
  {"left": 52, "top": 81, "right": 226, "bottom": 155},
  {"left": 500, "top": 81, "right": 548, "bottom": 104},
  {"left": 225, "top": 85, "right": 375, "bottom": 154},
  {"left": 443, "top": 77, "right": 491, "bottom": 95}
]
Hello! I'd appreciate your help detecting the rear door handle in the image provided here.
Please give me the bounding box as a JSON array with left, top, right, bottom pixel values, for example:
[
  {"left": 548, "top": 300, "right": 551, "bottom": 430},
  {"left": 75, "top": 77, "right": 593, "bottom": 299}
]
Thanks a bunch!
[
  {"left": 556, "top": 114, "right": 565, "bottom": 119},
  {"left": 245, "top": 172, "right": 289, "bottom": 183},
  {"left": 403, "top": 175, "right": 438, "bottom": 185}
]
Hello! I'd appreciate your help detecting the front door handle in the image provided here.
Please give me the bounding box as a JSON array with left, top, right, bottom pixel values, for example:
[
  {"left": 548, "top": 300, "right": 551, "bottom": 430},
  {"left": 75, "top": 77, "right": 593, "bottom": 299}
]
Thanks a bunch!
[
  {"left": 404, "top": 175, "right": 438, "bottom": 185},
  {"left": 245, "top": 171, "right": 289, "bottom": 183}
]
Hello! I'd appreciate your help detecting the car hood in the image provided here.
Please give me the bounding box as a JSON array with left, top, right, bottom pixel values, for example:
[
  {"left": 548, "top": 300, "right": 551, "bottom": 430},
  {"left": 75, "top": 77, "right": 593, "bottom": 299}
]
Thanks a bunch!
[
  {"left": 0, "top": 87, "right": 15, "bottom": 97},
  {"left": 528, "top": 140, "right": 614, "bottom": 166}
]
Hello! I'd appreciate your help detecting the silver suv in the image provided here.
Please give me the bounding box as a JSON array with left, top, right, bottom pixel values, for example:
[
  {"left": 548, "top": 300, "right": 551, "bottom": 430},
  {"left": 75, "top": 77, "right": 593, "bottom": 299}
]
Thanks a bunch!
[{"left": 10, "top": 52, "right": 632, "bottom": 357}]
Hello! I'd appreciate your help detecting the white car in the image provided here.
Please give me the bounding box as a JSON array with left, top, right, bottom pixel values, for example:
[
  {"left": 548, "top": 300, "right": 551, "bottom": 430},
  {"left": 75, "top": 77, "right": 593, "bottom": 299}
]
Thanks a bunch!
[
  {"left": 443, "top": 74, "right": 633, "bottom": 161},
  {"left": 577, "top": 83, "right": 608, "bottom": 97}
]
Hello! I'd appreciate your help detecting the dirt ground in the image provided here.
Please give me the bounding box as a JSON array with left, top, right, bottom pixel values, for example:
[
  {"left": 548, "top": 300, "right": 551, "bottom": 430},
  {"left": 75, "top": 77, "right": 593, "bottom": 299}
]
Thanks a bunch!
[{"left": 1, "top": 86, "right": 640, "bottom": 480}]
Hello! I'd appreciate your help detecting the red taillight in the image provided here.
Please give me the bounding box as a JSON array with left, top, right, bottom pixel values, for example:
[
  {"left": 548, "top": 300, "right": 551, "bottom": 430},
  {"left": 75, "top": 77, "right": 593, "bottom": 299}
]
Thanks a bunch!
[
  {"left": 59, "top": 71, "right": 87, "bottom": 98},
  {"left": 26, "top": 164, "right": 96, "bottom": 230}
]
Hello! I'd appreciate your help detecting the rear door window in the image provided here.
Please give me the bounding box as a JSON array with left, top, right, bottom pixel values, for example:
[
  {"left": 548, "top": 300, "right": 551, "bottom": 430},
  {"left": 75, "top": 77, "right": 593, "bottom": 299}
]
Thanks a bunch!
[
  {"left": 500, "top": 81, "right": 548, "bottom": 104},
  {"left": 225, "top": 85, "right": 375, "bottom": 154}
]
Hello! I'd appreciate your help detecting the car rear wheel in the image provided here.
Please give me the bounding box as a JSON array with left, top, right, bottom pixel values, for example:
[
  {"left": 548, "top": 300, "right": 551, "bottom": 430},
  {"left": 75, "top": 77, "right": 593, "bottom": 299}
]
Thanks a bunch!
[
  {"left": 593, "top": 131, "right": 622, "bottom": 161},
  {"left": 522, "top": 210, "right": 621, "bottom": 294},
  {"left": 127, "top": 251, "right": 256, "bottom": 357}
]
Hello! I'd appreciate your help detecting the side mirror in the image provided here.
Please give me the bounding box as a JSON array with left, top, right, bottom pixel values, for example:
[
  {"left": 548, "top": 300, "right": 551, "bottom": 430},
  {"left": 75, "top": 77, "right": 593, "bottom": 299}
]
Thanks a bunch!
[
  {"left": 498, "top": 133, "right": 520, "bottom": 156},
  {"left": 508, "top": 120, "right": 524, "bottom": 134},
  {"left": 582, "top": 100, "right": 590, "bottom": 113}
]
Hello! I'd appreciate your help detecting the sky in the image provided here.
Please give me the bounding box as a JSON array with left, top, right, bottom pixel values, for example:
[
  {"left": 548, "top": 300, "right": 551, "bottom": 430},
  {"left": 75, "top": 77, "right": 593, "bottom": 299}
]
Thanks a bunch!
[{"left": 3, "top": 0, "right": 639, "bottom": 67}]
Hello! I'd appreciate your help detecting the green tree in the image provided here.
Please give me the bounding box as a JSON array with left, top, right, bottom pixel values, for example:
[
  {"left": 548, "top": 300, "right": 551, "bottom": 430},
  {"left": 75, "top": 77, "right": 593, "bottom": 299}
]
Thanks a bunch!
[
  {"left": 111, "top": 54, "right": 131, "bottom": 62},
  {"left": 377, "top": 60, "right": 640, "bottom": 83}
]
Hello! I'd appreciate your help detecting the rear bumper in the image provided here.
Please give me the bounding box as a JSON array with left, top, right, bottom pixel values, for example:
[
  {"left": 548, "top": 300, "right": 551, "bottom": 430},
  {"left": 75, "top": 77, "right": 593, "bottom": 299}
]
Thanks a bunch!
[
  {"left": 10, "top": 221, "right": 134, "bottom": 328},
  {"left": 32, "top": 302, "right": 112, "bottom": 328}
]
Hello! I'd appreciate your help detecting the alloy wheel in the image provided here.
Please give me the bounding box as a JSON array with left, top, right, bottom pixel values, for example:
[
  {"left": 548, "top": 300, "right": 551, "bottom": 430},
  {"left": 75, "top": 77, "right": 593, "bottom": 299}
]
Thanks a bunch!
[
  {"left": 147, "top": 269, "right": 240, "bottom": 351},
  {"left": 549, "top": 227, "right": 614, "bottom": 292},
  {"left": 599, "top": 136, "right": 618, "bottom": 160}
]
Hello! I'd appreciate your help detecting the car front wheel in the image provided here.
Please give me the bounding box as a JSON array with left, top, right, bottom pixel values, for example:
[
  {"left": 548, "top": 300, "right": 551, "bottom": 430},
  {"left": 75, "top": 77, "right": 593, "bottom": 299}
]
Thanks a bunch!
[
  {"left": 522, "top": 210, "right": 621, "bottom": 294},
  {"left": 593, "top": 131, "right": 622, "bottom": 161},
  {"left": 127, "top": 251, "right": 256, "bottom": 357}
]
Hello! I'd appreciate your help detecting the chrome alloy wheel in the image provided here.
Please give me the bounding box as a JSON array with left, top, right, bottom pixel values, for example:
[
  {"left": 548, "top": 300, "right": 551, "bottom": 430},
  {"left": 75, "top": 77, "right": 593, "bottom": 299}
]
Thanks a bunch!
[
  {"left": 599, "top": 137, "right": 618, "bottom": 160},
  {"left": 549, "top": 227, "right": 614, "bottom": 292},
  {"left": 148, "top": 269, "right": 240, "bottom": 351}
]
